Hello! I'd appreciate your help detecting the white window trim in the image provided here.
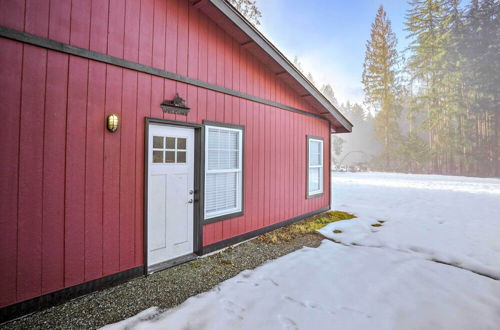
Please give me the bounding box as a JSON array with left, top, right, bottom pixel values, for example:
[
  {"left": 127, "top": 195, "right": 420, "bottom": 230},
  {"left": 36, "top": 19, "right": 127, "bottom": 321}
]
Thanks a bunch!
[
  {"left": 307, "top": 137, "right": 324, "bottom": 197},
  {"left": 204, "top": 125, "right": 243, "bottom": 220}
]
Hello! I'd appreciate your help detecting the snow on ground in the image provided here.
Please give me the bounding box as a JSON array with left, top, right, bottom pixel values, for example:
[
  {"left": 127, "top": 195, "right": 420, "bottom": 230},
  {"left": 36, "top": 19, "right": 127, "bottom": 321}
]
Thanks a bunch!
[
  {"left": 320, "top": 172, "right": 500, "bottom": 280},
  {"left": 103, "top": 172, "right": 500, "bottom": 330}
]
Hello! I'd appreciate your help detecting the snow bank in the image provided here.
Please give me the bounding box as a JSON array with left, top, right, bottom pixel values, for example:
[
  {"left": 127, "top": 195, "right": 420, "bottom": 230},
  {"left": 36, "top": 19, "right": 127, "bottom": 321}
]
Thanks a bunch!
[
  {"left": 103, "top": 241, "right": 500, "bottom": 330},
  {"left": 322, "top": 172, "right": 500, "bottom": 279}
]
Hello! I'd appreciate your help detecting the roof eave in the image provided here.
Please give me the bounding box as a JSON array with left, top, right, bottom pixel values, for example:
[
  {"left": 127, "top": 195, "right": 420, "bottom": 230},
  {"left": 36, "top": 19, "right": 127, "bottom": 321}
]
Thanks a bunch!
[{"left": 206, "top": 0, "right": 353, "bottom": 133}]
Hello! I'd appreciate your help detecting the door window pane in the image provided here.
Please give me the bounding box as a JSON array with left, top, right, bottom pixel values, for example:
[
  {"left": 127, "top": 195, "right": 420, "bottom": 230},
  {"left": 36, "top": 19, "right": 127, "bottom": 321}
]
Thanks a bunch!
[
  {"left": 153, "top": 136, "right": 164, "bottom": 149},
  {"left": 177, "top": 151, "right": 186, "bottom": 163},
  {"left": 166, "top": 137, "right": 176, "bottom": 149},
  {"left": 165, "top": 151, "right": 175, "bottom": 163},
  {"left": 177, "top": 138, "right": 186, "bottom": 150},
  {"left": 153, "top": 151, "right": 163, "bottom": 163}
]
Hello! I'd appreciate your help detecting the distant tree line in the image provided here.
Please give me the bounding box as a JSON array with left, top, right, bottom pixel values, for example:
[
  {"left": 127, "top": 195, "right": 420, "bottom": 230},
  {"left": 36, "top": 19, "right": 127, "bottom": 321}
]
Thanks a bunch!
[
  {"left": 230, "top": 0, "right": 498, "bottom": 177},
  {"left": 363, "top": 0, "right": 499, "bottom": 177}
]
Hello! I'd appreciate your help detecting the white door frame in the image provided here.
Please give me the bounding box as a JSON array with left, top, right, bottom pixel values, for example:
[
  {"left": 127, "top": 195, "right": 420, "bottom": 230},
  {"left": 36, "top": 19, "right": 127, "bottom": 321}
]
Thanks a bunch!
[{"left": 144, "top": 118, "right": 203, "bottom": 274}]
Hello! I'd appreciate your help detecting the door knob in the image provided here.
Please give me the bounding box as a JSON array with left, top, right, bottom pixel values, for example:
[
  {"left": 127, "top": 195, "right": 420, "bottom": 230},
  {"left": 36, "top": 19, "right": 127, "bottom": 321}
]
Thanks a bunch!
[{"left": 187, "top": 199, "right": 193, "bottom": 204}]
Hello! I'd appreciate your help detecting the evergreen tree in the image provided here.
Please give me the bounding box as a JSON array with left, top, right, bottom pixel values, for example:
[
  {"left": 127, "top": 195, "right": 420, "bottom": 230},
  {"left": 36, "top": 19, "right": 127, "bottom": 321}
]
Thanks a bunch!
[
  {"left": 405, "top": 0, "right": 448, "bottom": 172},
  {"left": 362, "top": 6, "right": 401, "bottom": 170}
]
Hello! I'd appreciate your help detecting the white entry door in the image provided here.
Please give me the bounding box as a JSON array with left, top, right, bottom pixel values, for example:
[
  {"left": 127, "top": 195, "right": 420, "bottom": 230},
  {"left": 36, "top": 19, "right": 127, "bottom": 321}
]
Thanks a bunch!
[{"left": 147, "top": 124, "right": 195, "bottom": 269}]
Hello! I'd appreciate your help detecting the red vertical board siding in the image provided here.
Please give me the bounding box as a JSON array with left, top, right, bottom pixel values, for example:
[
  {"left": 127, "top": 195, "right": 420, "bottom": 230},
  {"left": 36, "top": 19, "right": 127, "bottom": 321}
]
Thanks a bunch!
[
  {"left": 90, "top": 0, "right": 109, "bottom": 53},
  {"left": 49, "top": 0, "right": 71, "bottom": 42},
  {"left": 139, "top": 0, "right": 154, "bottom": 66},
  {"left": 152, "top": 0, "right": 167, "bottom": 70},
  {"left": 17, "top": 45, "right": 46, "bottom": 302},
  {"left": 0, "top": 39, "right": 22, "bottom": 307},
  {"left": 103, "top": 66, "right": 122, "bottom": 275},
  {"left": 0, "top": 0, "right": 25, "bottom": 30},
  {"left": 206, "top": 20, "right": 216, "bottom": 85},
  {"left": 263, "top": 106, "right": 270, "bottom": 226},
  {"left": 120, "top": 70, "right": 138, "bottom": 270},
  {"left": 135, "top": 73, "right": 152, "bottom": 265},
  {"left": 65, "top": 57, "right": 88, "bottom": 287},
  {"left": 85, "top": 61, "right": 106, "bottom": 281},
  {"left": 177, "top": 0, "right": 188, "bottom": 77},
  {"left": 124, "top": 0, "right": 141, "bottom": 63},
  {"left": 24, "top": 0, "right": 49, "bottom": 37},
  {"left": 108, "top": 0, "right": 125, "bottom": 58},
  {"left": 187, "top": 5, "right": 199, "bottom": 80},
  {"left": 41, "top": 51, "right": 68, "bottom": 294},
  {"left": 70, "top": 0, "right": 91, "bottom": 48},
  {"left": 165, "top": 0, "right": 178, "bottom": 72}
]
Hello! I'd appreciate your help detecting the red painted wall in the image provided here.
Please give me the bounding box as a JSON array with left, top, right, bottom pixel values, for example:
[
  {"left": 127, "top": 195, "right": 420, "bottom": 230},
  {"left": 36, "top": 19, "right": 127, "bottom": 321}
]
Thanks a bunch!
[{"left": 0, "top": 0, "right": 331, "bottom": 308}]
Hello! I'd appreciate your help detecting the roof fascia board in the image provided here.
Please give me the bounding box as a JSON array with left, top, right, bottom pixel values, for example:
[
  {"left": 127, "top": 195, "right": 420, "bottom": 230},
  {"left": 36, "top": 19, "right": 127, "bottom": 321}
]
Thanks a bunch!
[{"left": 208, "top": 0, "right": 353, "bottom": 132}]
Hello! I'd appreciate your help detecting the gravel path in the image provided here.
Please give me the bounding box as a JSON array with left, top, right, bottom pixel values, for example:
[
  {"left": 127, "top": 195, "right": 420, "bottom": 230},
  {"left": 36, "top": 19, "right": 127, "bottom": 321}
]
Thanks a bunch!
[{"left": 1, "top": 233, "right": 323, "bottom": 329}]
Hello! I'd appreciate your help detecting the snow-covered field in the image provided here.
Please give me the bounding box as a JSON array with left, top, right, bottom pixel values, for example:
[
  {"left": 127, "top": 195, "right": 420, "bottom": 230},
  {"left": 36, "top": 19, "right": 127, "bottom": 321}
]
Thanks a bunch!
[{"left": 103, "top": 172, "right": 500, "bottom": 330}]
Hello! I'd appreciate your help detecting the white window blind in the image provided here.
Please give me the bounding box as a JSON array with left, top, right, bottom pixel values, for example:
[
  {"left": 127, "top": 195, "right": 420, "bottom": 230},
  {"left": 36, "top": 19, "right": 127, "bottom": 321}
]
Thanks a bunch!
[
  {"left": 308, "top": 138, "right": 323, "bottom": 196},
  {"left": 205, "top": 125, "right": 243, "bottom": 219}
]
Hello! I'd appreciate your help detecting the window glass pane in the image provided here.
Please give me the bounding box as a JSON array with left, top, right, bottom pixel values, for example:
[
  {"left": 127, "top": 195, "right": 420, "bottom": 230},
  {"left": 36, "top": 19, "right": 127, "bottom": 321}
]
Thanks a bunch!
[
  {"left": 153, "top": 151, "right": 163, "bottom": 163},
  {"left": 230, "top": 150, "right": 239, "bottom": 168},
  {"left": 177, "top": 138, "right": 186, "bottom": 150},
  {"left": 309, "top": 151, "right": 320, "bottom": 166},
  {"left": 228, "top": 131, "right": 239, "bottom": 149},
  {"left": 166, "top": 137, "right": 176, "bottom": 149},
  {"left": 205, "top": 172, "right": 237, "bottom": 215},
  {"left": 205, "top": 126, "right": 242, "bottom": 219},
  {"left": 207, "top": 150, "right": 219, "bottom": 170},
  {"left": 165, "top": 151, "right": 175, "bottom": 163},
  {"left": 308, "top": 168, "right": 320, "bottom": 192},
  {"left": 177, "top": 151, "right": 186, "bottom": 163},
  {"left": 309, "top": 140, "right": 322, "bottom": 166},
  {"left": 219, "top": 130, "right": 230, "bottom": 149},
  {"left": 153, "top": 136, "right": 164, "bottom": 149},
  {"left": 208, "top": 128, "right": 220, "bottom": 149}
]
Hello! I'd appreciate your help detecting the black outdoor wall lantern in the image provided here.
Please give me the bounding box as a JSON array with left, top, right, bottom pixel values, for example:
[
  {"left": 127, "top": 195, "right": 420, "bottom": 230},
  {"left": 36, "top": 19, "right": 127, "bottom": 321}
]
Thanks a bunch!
[{"left": 160, "top": 93, "right": 190, "bottom": 115}]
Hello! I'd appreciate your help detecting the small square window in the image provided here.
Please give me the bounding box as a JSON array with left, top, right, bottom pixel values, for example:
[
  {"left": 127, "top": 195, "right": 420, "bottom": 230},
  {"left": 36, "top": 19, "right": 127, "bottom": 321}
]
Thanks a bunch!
[
  {"left": 165, "top": 151, "right": 175, "bottom": 163},
  {"left": 177, "top": 138, "right": 187, "bottom": 150},
  {"left": 177, "top": 151, "right": 186, "bottom": 163},
  {"left": 153, "top": 136, "right": 164, "bottom": 149},
  {"left": 153, "top": 150, "right": 163, "bottom": 163},
  {"left": 166, "top": 137, "right": 176, "bottom": 149}
]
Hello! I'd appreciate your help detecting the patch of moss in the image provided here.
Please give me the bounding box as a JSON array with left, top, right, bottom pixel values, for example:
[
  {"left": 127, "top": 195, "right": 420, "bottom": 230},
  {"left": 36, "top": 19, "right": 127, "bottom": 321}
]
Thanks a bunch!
[
  {"left": 258, "top": 211, "right": 355, "bottom": 244},
  {"left": 218, "top": 259, "right": 234, "bottom": 265},
  {"left": 333, "top": 229, "right": 343, "bottom": 234}
]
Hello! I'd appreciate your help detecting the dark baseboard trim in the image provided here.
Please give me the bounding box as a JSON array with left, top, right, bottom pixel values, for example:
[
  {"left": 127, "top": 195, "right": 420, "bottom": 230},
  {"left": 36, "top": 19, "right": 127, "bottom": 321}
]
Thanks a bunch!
[
  {"left": 0, "top": 266, "right": 144, "bottom": 324},
  {"left": 147, "top": 253, "right": 198, "bottom": 274},
  {"left": 0, "top": 25, "right": 328, "bottom": 124},
  {"left": 201, "top": 206, "right": 331, "bottom": 254}
]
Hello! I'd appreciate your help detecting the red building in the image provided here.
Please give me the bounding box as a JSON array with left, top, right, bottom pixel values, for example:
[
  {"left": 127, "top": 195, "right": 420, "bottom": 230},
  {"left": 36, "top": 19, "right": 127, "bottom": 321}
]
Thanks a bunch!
[{"left": 0, "top": 0, "right": 351, "bottom": 321}]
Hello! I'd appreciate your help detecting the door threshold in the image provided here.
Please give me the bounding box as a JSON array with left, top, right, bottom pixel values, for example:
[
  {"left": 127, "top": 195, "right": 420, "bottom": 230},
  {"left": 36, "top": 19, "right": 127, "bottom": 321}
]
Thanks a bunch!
[{"left": 147, "top": 253, "right": 198, "bottom": 274}]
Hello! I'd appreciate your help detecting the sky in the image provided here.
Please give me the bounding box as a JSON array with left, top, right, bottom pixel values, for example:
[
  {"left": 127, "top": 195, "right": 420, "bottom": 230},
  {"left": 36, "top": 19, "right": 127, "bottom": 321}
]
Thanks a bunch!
[{"left": 257, "top": 0, "right": 411, "bottom": 107}]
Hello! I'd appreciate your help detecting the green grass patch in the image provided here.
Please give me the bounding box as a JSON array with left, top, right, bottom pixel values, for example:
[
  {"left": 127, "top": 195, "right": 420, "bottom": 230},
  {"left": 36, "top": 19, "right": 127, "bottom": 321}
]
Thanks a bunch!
[
  {"left": 258, "top": 211, "right": 355, "bottom": 244},
  {"left": 371, "top": 223, "right": 382, "bottom": 227},
  {"left": 377, "top": 220, "right": 385, "bottom": 224},
  {"left": 333, "top": 229, "right": 343, "bottom": 234}
]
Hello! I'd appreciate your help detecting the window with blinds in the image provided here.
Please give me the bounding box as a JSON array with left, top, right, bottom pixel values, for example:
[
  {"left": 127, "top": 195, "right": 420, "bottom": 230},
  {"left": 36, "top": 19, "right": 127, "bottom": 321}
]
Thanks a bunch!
[
  {"left": 205, "top": 125, "right": 243, "bottom": 220},
  {"left": 308, "top": 137, "right": 323, "bottom": 197}
]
